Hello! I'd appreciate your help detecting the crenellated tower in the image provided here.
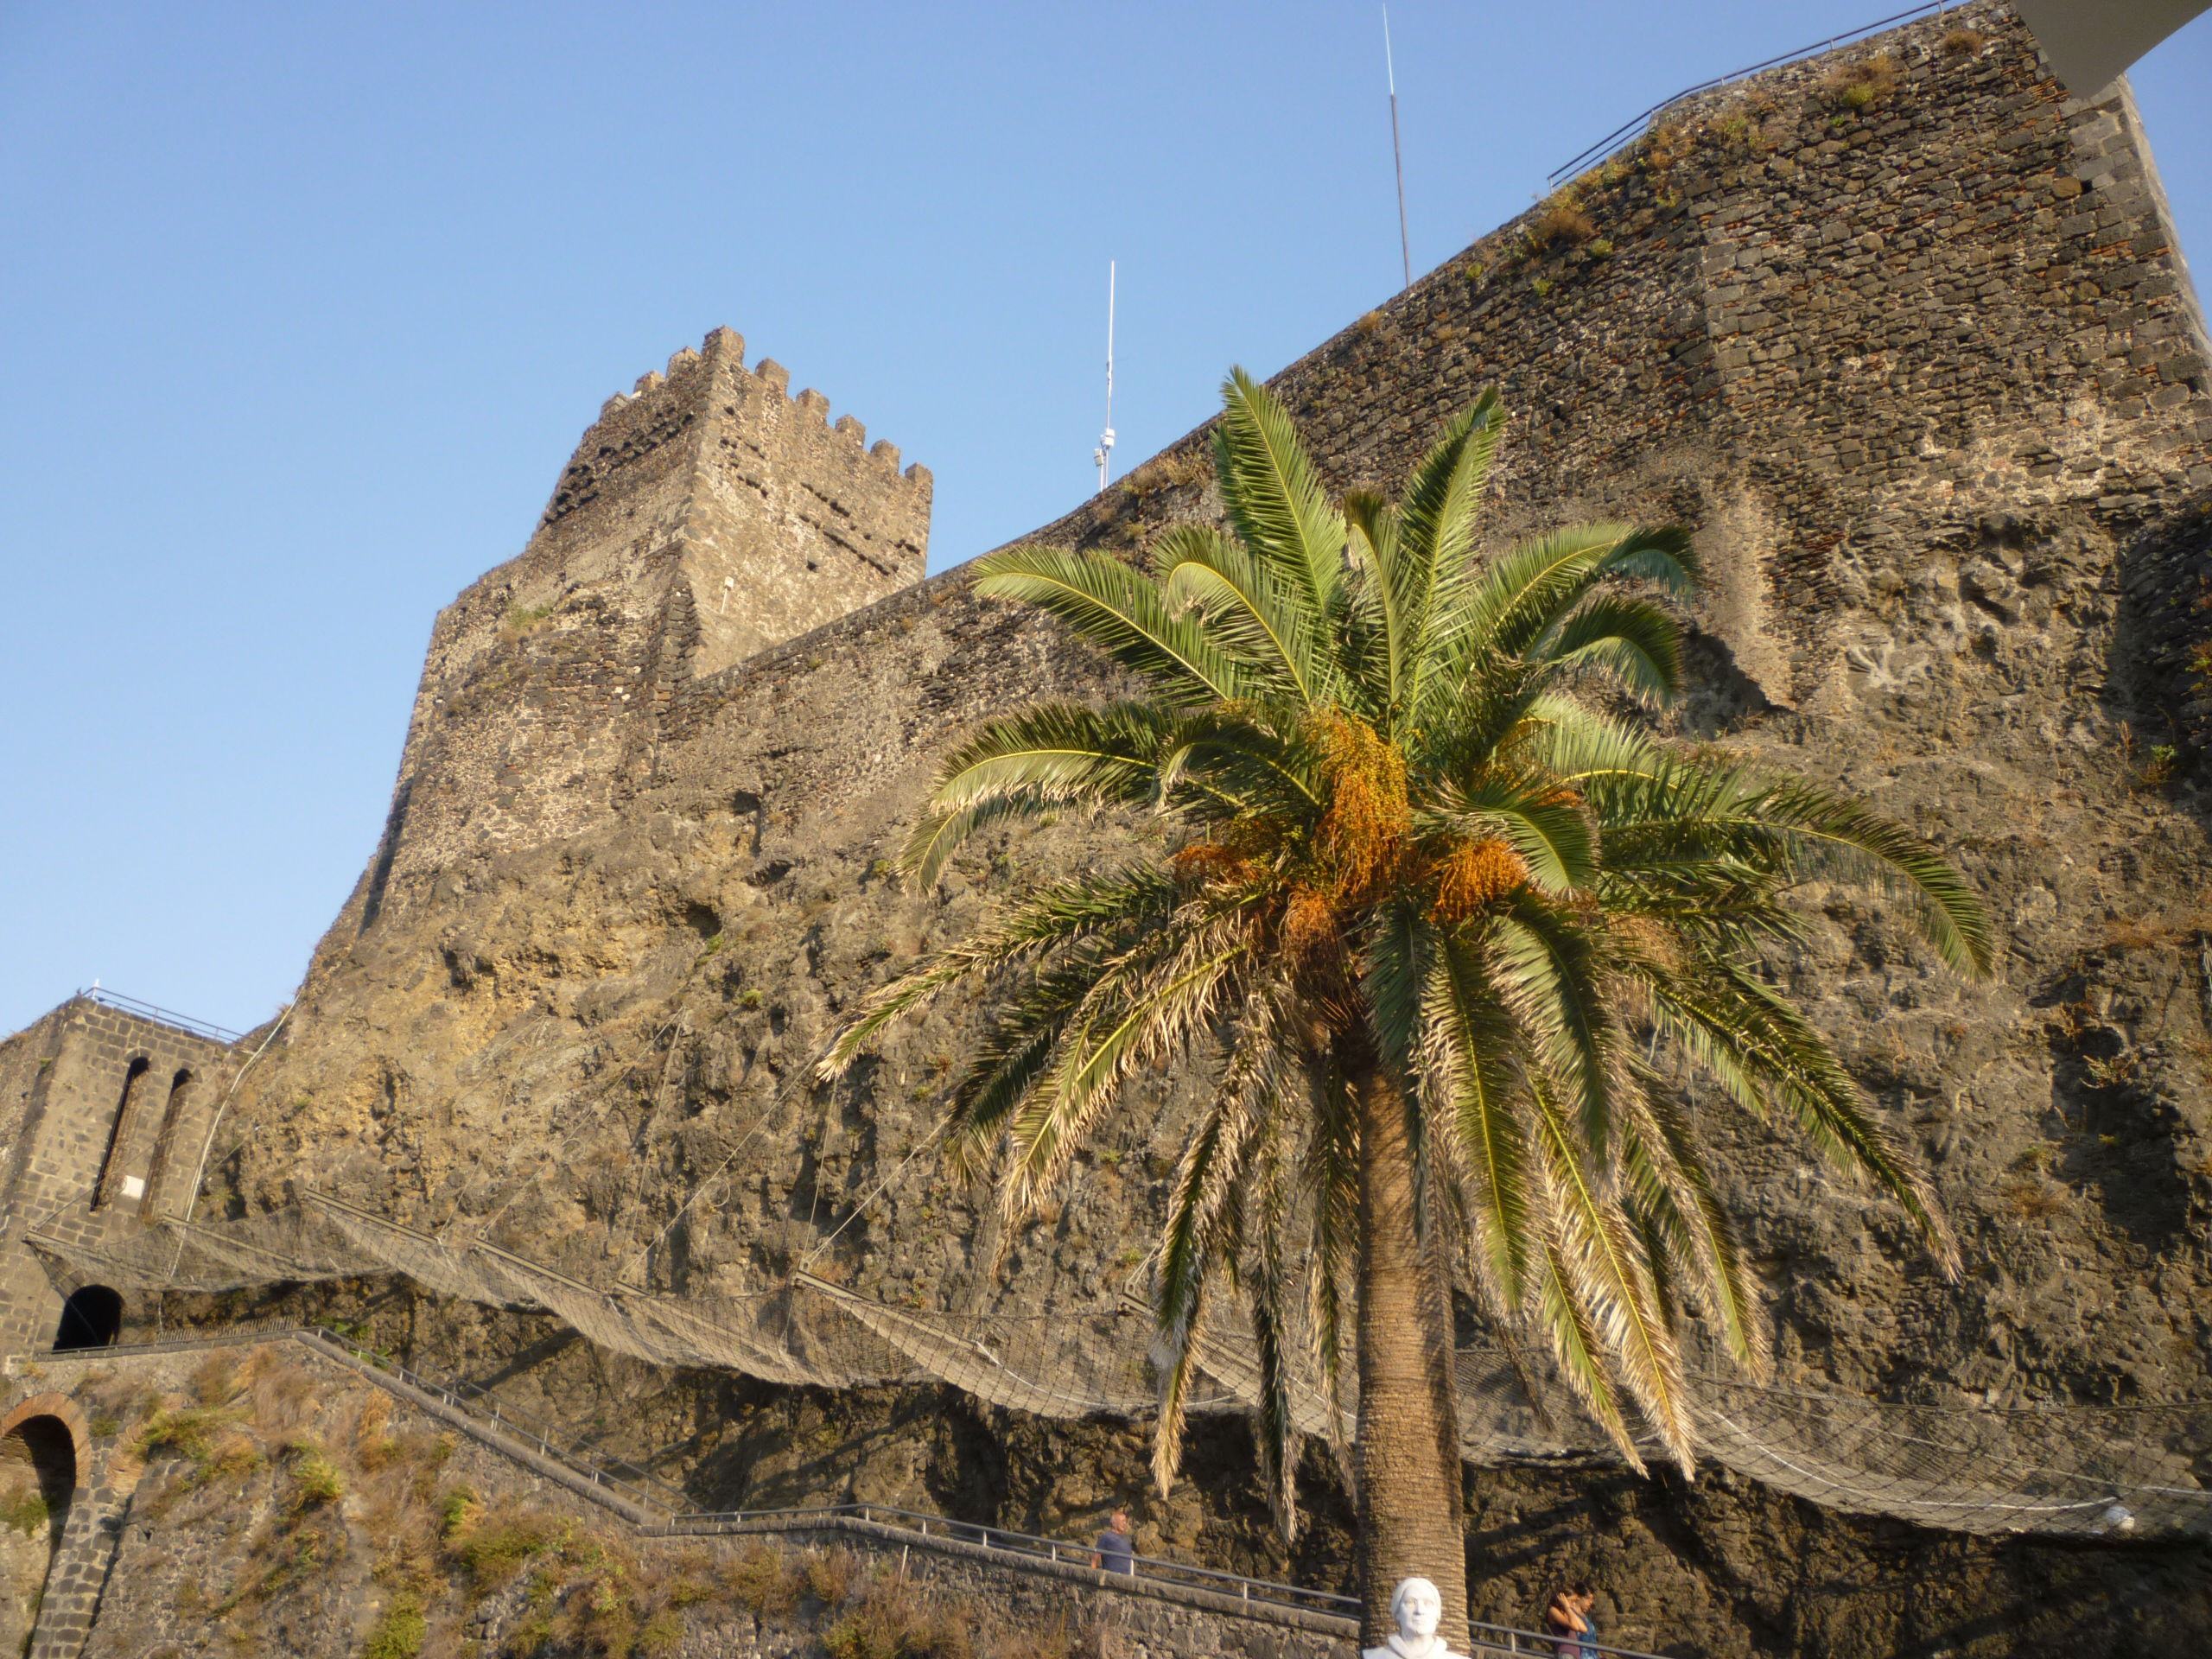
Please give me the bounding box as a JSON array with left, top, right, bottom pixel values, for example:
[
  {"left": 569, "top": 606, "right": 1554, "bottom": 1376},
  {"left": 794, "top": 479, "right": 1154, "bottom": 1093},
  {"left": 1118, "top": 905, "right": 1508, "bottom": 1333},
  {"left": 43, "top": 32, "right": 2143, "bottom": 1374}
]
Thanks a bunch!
[
  {"left": 358, "top": 327, "right": 930, "bottom": 919},
  {"left": 537, "top": 327, "right": 930, "bottom": 672}
]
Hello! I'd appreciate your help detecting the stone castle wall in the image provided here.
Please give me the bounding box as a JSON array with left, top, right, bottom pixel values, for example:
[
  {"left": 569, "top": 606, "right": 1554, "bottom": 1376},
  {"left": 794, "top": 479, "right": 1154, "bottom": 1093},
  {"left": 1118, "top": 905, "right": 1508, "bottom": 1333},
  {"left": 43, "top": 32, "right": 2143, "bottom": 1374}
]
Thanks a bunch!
[
  {"left": 10, "top": 5, "right": 2212, "bottom": 1655},
  {"left": 220, "top": 0, "right": 2212, "bottom": 1462},
  {"left": 0, "top": 1002, "right": 241, "bottom": 1358},
  {"left": 360, "top": 325, "right": 930, "bottom": 918}
]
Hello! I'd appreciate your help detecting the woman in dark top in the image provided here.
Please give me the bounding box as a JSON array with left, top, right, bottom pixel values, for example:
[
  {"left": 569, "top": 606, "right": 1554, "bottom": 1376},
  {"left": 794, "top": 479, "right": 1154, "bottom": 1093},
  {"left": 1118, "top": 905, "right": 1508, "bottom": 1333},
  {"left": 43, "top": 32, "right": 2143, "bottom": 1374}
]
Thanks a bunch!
[{"left": 1543, "top": 1586, "right": 1593, "bottom": 1657}]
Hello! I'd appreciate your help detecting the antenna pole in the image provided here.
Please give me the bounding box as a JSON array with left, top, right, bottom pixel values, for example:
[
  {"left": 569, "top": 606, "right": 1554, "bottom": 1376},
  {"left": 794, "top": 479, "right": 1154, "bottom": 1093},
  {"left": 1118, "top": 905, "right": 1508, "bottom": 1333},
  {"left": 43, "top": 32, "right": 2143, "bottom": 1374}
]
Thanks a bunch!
[
  {"left": 1095, "top": 259, "right": 1116, "bottom": 494},
  {"left": 1385, "top": 7, "right": 1411, "bottom": 291}
]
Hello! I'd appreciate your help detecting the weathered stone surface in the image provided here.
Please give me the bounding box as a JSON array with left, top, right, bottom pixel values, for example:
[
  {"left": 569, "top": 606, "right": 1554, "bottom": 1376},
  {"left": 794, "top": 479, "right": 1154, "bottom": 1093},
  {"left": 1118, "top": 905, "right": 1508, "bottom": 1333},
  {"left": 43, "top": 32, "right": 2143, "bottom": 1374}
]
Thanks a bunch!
[
  {"left": 0, "top": 1002, "right": 241, "bottom": 1356},
  {"left": 367, "top": 324, "right": 931, "bottom": 906},
  {"left": 0, "top": 1338, "right": 1345, "bottom": 1659},
  {"left": 8, "top": 6, "right": 2212, "bottom": 1655}
]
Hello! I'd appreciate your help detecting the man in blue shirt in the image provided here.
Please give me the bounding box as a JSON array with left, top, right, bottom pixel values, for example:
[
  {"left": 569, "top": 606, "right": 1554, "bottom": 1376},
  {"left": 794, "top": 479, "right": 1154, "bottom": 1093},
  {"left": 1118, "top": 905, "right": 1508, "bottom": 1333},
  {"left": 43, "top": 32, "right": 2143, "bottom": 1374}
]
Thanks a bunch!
[{"left": 1091, "top": 1508, "right": 1135, "bottom": 1575}]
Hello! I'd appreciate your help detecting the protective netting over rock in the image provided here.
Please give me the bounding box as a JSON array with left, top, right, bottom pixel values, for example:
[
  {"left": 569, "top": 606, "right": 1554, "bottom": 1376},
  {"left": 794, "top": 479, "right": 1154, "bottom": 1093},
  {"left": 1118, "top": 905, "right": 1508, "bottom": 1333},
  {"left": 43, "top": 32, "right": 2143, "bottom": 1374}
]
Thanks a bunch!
[{"left": 32, "top": 1197, "right": 2210, "bottom": 1542}]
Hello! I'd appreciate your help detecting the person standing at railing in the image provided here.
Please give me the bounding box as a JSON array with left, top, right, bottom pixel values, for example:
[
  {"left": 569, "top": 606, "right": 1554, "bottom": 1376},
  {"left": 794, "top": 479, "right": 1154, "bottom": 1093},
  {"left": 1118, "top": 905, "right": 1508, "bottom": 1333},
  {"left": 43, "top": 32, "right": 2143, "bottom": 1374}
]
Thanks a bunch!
[
  {"left": 1577, "top": 1590, "right": 1601, "bottom": 1659},
  {"left": 1091, "top": 1508, "right": 1135, "bottom": 1576},
  {"left": 1543, "top": 1586, "right": 1596, "bottom": 1657}
]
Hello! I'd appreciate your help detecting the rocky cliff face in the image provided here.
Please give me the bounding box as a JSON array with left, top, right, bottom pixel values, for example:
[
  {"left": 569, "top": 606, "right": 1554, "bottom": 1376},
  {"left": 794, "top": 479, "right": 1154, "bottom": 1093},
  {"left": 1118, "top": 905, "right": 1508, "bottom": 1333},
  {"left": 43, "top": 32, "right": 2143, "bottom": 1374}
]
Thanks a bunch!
[{"left": 121, "top": 6, "right": 2212, "bottom": 1652}]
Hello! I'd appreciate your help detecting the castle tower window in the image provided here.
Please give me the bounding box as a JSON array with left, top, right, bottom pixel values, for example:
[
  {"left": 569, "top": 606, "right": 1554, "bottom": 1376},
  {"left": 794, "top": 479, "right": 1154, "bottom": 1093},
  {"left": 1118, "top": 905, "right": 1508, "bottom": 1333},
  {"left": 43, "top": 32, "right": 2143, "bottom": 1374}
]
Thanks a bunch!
[
  {"left": 52, "top": 1286, "right": 121, "bottom": 1351},
  {"left": 90, "top": 1057, "right": 149, "bottom": 1211},
  {"left": 137, "top": 1068, "right": 193, "bottom": 1218}
]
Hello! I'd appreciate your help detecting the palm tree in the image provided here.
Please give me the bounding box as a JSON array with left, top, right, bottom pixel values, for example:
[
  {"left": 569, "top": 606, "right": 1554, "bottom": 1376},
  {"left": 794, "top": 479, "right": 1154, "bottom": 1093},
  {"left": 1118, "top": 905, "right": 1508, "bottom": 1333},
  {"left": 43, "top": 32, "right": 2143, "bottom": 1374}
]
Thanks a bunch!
[{"left": 820, "top": 372, "right": 1989, "bottom": 1644}]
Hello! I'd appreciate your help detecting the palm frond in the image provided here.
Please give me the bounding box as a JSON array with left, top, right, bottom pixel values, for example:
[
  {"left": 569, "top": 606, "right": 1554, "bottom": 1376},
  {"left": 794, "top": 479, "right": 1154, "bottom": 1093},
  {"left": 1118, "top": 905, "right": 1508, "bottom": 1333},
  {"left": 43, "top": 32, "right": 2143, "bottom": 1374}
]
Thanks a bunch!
[
  {"left": 1344, "top": 397, "right": 1505, "bottom": 721},
  {"left": 1151, "top": 994, "right": 1289, "bottom": 1491},
  {"left": 941, "top": 950, "right": 1116, "bottom": 1173},
  {"left": 973, "top": 544, "right": 1254, "bottom": 708},
  {"left": 1518, "top": 696, "right": 1668, "bottom": 785},
  {"left": 1155, "top": 523, "right": 1319, "bottom": 704},
  {"left": 1527, "top": 1080, "right": 1696, "bottom": 1471},
  {"left": 1245, "top": 1135, "right": 1305, "bottom": 1540},
  {"left": 1426, "top": 769, "right": 1598, "bottom": 896},
  {"left": 1645, "top": 960, "right": 1957, "bottom": 1272},
  {"left": 1728, "top": 780, "right": 1994, "bottom": 976},
  {"left": 1490, "top": 900, "right": 1622, "bottom": 1152},
  {"left": 1542, "top": 594, "right": 1688, "bottom": 705},
  {"left": 904, "top": 701, "right": 1173, "bottom": 881},
  {"left": 1214, "top": 369, "right": 1344, "bottom": 629},
  {"left": 1301, "top": 1049, "right": 1360, "bottom": 1443},
  {"left": 816, "top": 866, "right": 1176, "bottom": 1079},
  {"left": 1531, "top": 1224, "right": 1645, "bottom": 1473},
  {"left": 1424, "top": 931, "right": 1537, "bottom": 1307},
  {"left": 1392, "top": 395, "right": 1504, "bottom": 709},
  {"left": 1343, "top": 491, "right": 1403, "bottom": 715},
  {"left": 1618, "top": 1087, "right": 1768, "bottom": 1377},
  {"left": 1001, "top": 931, "right": 1252, "bottom": 1217}
]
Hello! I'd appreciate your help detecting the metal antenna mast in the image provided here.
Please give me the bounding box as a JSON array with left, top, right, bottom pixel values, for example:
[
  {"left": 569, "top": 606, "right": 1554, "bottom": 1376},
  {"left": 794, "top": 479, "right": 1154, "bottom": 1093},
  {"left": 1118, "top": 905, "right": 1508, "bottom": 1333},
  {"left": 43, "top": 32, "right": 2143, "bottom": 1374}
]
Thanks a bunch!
[
  {"left": 1093, "top": 260, "right": 1116, "bottom": 493},
  {"left": 1384, "top": 7, "right": 1410, "bottom": 291}
]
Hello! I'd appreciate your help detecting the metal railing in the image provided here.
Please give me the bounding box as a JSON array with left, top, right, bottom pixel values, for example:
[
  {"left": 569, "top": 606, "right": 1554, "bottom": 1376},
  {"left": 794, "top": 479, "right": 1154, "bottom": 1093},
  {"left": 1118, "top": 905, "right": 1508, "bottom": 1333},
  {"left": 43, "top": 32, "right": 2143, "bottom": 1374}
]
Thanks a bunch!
[
  {"left": 42, "top": 1324, "right": 1669, "bottom": 1651},
  {"left": 77, "top": 986, "right": 245, "bottom": 1045},
  {"left": 304, "top": 1325, "right": 686, "bottom": 1510},
  {"left": 1547, "top": 1, "right": 1954, "bottom": 184},
  {"left": 1465, "top": 1619, "right": 1674, "bottom": 1659},
  {"left": 661, "top": 1500, "right": 1360, "bottom": 1618}
]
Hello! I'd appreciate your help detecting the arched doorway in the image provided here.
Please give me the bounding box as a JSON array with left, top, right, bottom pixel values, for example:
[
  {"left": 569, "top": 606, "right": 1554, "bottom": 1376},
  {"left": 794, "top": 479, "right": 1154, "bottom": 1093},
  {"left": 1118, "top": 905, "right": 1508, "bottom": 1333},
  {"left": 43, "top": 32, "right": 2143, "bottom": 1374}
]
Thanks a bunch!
[
  {"left": 0, "top": 1414, "right": 75, "bottom": 1652},
  {"left": 53, "top": 1286, "right": 122, "bottom": 1351}
]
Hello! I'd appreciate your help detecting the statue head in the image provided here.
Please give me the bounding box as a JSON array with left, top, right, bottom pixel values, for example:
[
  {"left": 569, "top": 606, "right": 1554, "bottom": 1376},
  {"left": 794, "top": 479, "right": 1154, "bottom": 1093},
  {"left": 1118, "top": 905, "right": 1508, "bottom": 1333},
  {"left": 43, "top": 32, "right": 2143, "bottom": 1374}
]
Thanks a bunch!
[{"left": 1389, "top": 1578, "right": 1443, "bottom": 1639}]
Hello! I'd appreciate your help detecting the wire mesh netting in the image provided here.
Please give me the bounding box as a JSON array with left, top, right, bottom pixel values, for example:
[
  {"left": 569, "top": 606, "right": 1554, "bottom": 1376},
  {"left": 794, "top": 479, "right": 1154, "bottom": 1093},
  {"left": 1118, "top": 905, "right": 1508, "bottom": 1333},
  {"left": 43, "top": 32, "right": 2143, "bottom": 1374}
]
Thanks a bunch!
[{"left": 32, "top": 1195, "right": 2209, "bottom": 1542}]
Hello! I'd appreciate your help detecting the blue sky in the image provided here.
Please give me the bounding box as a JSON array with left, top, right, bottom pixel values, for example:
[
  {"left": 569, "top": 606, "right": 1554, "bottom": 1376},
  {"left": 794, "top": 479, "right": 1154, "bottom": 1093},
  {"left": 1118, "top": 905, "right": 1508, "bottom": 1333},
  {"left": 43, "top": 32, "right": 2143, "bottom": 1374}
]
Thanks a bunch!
[{"left": 3, "top": 2, "right": 2209, "bottom": 1038}]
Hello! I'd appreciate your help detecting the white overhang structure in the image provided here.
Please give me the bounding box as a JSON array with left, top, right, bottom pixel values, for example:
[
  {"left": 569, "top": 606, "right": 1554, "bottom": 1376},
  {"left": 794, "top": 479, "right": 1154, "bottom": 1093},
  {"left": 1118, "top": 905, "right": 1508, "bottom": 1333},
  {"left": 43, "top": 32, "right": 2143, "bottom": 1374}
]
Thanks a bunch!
[{"left": 2014, "top": 0, "right": 2210, "bottom": 92}]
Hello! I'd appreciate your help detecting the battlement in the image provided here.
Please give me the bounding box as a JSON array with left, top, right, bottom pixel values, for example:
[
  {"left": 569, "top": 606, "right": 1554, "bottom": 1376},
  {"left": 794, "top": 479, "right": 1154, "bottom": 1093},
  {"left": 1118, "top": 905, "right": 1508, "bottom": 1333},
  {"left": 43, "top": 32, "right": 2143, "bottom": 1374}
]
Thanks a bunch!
[
  {"left": 543, "top": 326, "right": 929, "bottom": 546},
  {"left": 358, "top": 327, "right": 933, "bottom": 907}
]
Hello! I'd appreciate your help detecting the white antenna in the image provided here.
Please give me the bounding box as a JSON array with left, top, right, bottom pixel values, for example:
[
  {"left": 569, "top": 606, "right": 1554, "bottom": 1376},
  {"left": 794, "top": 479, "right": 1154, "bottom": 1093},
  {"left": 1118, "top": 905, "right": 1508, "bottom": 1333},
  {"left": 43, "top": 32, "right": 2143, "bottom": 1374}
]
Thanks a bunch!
[
  {"left": 1384, "top": 7, "right": 1411, "bottom": 291},
  {"left": 1093, "top": 259, "right": 1116, "bottom": 494}
]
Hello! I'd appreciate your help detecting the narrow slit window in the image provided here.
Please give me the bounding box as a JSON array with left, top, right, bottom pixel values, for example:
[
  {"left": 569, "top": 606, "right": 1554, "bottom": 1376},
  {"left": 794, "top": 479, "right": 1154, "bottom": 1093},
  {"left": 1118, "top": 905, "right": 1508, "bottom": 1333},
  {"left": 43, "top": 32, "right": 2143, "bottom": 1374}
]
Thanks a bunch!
[
  {"left": 138, "top": 1068, "right": 193, "bottom": 1217},
  {"left": 91, "top": 1057, "right": 149, "bottom": 1211}
]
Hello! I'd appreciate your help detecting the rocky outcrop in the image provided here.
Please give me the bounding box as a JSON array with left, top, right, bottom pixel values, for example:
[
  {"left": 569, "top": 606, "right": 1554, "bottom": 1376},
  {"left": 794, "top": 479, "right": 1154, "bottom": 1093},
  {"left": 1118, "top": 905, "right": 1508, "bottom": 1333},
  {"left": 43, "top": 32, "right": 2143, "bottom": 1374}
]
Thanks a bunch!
[{"left": 26, "top": 6, "right": 2212, "bottom": 1654}]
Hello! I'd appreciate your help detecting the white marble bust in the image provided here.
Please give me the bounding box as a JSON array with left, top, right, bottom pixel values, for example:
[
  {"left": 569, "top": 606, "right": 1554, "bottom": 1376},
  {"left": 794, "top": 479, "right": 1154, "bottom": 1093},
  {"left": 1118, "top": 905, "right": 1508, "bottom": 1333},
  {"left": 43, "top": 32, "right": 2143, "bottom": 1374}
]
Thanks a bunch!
[{"left": 1362, "top": 1577, "right": 1470, "bottom": 1659}]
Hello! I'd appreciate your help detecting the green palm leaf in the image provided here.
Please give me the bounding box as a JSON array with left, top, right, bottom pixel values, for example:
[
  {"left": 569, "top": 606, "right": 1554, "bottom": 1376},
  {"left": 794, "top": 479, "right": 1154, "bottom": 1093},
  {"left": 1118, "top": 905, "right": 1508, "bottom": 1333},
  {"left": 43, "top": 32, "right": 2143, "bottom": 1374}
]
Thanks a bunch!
[
  {"left": 1214, "top": 369, "right": 1344, "bottom": 632},
  {"left": 1155, "top": 523, "right": 1320, "bottom": 704},
  {"left": 973, "top": 544, "right": 1254, "bottom": 708}
]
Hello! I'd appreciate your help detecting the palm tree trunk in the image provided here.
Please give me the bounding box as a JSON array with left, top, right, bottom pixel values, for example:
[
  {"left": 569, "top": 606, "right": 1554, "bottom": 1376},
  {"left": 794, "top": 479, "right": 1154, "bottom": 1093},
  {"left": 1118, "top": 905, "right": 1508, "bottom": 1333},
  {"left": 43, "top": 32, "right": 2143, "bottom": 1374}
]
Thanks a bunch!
[{"left": 1349, "top": 1041, "right": 1470, "bottom": 1650}]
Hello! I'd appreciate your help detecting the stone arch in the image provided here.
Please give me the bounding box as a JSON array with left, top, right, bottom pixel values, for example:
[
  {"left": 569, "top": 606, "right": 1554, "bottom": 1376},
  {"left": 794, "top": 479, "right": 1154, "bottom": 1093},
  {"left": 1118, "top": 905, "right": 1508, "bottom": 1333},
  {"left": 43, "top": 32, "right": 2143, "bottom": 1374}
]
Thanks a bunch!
[
  {"left": 90, "top": 1056, "right": 149, "bottom": 1211},
  {"left": 0, "top": 1397, "right": 83, "bottom": 1654},
  {"left": 137, "top": 1067, "right": 194, "bottom": 1219},
  {"left": 0, "top": 1407, "right": 85, "bottom": 1503},
  {"left": 51, "top": 1289, "right": 120, "bottom": 1354}
]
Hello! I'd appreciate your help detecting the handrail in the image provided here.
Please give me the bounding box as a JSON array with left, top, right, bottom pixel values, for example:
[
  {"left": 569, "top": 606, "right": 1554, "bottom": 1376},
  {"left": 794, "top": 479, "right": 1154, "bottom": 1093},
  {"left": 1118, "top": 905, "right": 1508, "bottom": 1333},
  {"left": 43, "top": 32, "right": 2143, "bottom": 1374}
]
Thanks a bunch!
[
  {"left": 36, "top": 1324, "right": 1664, "bottom": 1650},
  {"left": 76, "top": 986, "right": 244, "bottom": 1045},
  {"left": 1546, "top": 1, "right": 1952, "bottom": 185},
  {"left": 663, "top": 1500, "right": 1360, "bottom": 1616},
  {"left": 303, "top": 1325, "right": 687, "bottom": 1508},
  {"left": 305, "top": 1331, "right": 1357, "bottom": 1622},
  {"left": 1464, "top": 1618, "right": 1675, "bottom": 1659}
]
